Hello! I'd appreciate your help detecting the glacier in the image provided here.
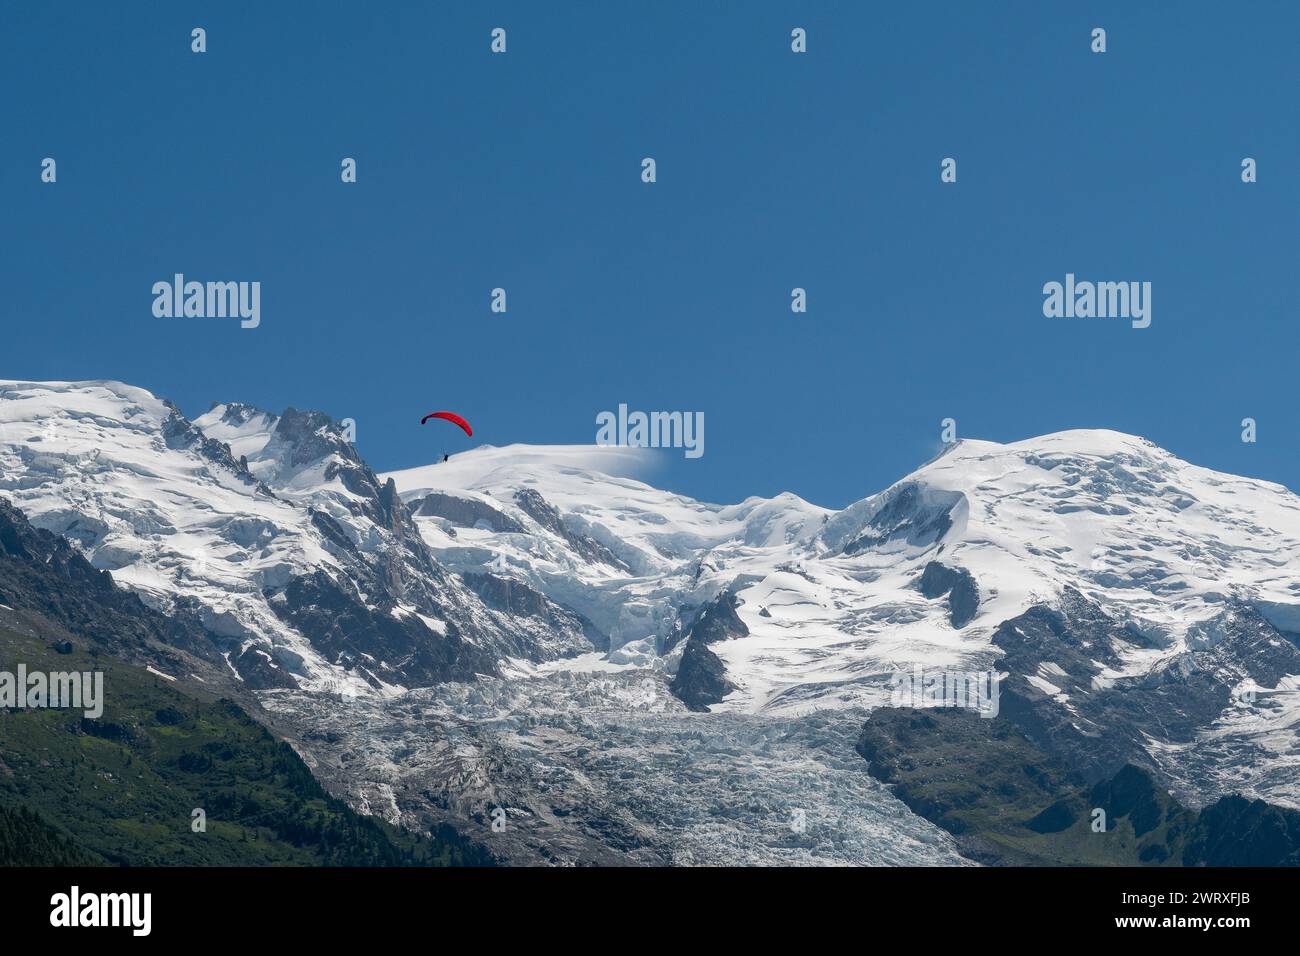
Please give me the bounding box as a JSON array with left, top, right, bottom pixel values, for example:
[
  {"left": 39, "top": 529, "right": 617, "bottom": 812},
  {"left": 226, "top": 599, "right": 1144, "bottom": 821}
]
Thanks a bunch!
[{"left": 5, "top": 378, "right": 1300, "bottom": 863}]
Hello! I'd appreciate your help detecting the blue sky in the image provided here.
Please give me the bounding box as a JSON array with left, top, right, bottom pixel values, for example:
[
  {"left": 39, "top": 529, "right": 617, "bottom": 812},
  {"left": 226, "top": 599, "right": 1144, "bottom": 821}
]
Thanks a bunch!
[{"left": 2, "top": 1, "right": 1297, "bottom": 509}]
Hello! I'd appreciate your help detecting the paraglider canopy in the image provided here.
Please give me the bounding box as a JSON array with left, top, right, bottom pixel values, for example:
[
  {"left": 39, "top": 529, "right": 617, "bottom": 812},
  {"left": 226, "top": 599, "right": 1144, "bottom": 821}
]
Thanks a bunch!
[{"left": 421, "top": 411, "right": 473, "bottom": 437}]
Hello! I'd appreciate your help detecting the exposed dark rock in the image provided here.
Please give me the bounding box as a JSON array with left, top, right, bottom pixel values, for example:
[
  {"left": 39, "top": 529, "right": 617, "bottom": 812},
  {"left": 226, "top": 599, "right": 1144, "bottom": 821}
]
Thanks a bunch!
[
  {"left": 1186, "top": 795, "right": 1300, "bottom": 866},
  {"left": 266, "top": 569, "right": 498, "bottom": 688},
  {"left": 857, "top": 706, "right": 1300, "bottom": 866},
  {"left": 682, "top": 591, "right": 749, "bottom": 647},
  {"left": 309, "top": 508, "right": 360, "bottom": 557},
  {"left": 990, "top": 587, "right": 1300, "bottom": 787},
  {"left": 463, "top": 572, "right": 551, "bottom": 617},
  {"left": 669, "top": 639, "right": 735, "bottom": 712},
  {"left": 461, "top": 572, "right": 608, "bottom": 653},
  {"left": 416, "top": 492, "right": 525, "bottom": 533},
  {"left": 514, "top": 489, "right": 630, "bottom": 571},
  {"left": 842, "top": 483, "right": 959, "bottom": 554},
  {"left": 272, "top": 407, "right": 360, "bottom": 470},
  {"left": 917, "top": 561, "right": 979, "bottom": 627},
  {"left": 160, "top": 404, "right": 272, "bottom": 497},
  {"left": 231, "top": 645, "right": 297, "bottom": 690},
  {"left": 667, "top": 591, "right": 748, "bottom": 710}
]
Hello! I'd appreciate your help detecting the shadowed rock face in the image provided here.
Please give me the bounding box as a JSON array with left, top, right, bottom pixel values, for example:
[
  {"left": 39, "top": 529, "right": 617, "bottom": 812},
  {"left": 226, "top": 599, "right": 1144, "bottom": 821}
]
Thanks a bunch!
[
  {"left": 514, "top": 488, "right": 630, "bottom": 571},
  {"left": 856, "top": 707, "right": 1300, "bottom": 866},
  {"left": 273, "top": 408, "right": 414, "bottom": 534},
  {"left": 230, "top": 645, "right": 298, "bottom": 689},
  {"left": 668, "top": 591, "right": 749, "bottom": 711},
  {"left": 162, "top": 404, "right": 266, "bottom": 490},
  {"left": 917, "top": 561, "right": 979, "bottom": 627},
  {"left": 271, "top": 407, "right": 355, "bottom": 468},
  {"left": 268, "top": 568, "right": 497, "bottom": 688},
  {"left": 684, "top": 591, "right": 750, "bottom": 646},
  {"left": 416, "top": 492, "right": 525, "bottom": 533},
  {"left": 463, "top": 571, "right": 553, "bottom": 617},
  {"left": 841, "top": 482, "right": 960, "bottom": 555},
  {"left": 1187, "top": 795, "right": 1300, "bottom": 866},
  {"left": 989, "top": 587, "right": 1300, "bottom": 792},
  {"left": 670, "top": 639, "right": 735, "bottom": 712},
  {"left": 462, "top": 571, "right": 608, "bottom": 654}
]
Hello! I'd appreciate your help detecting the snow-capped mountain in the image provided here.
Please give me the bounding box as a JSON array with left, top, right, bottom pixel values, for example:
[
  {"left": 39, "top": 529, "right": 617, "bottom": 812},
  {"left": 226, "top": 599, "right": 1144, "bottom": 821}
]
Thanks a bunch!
[
  {"left": 0, "top": 381, "right": 598, "bottom": 696},
  {"left": 5, "top": 379, "right": 1300, "bottom": 862},
  {"left": 383, "top": 428, "right": 1300, "bottom": 815},
  {"left": 388, "top": 431, "right": 1300, "bottom": 700},
  {"left": 387, "top": 444, "right": 830, "bottom": 676}
]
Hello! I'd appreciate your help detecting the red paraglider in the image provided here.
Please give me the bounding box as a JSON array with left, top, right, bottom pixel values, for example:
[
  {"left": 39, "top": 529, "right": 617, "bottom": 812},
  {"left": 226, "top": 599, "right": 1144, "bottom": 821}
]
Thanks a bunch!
[{"left": 420, "top": 411, "right": 473, "bottom": 438}]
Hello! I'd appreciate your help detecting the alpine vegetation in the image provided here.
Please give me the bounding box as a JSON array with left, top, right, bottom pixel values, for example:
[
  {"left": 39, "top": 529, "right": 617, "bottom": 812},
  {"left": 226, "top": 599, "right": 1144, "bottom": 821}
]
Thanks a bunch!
[
  {"left": 151, "top": 274, "right": 261, "bottom": 329},
  {"left": 1042, "top": 273, "right": 1151, "bottom": 328},
  {"left": 595, "top": 404, "right": 704, "bottom": 458}
]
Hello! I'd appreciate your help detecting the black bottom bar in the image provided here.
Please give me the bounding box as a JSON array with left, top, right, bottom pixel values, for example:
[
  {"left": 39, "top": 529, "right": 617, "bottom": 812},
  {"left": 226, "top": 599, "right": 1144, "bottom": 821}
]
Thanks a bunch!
[{"left": 0, "top": 865, "right": 1282, "bottom": 941}]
